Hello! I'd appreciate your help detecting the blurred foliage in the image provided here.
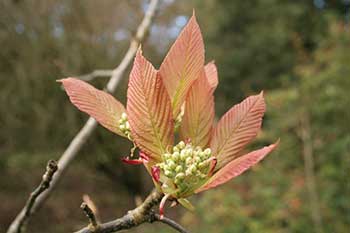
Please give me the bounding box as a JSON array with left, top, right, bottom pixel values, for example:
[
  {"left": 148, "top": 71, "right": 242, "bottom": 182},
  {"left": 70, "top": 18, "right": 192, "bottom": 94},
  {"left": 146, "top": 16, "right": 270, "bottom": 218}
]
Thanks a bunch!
[{"left": 1, "top": 0, "right": 349, "bottom": 232}]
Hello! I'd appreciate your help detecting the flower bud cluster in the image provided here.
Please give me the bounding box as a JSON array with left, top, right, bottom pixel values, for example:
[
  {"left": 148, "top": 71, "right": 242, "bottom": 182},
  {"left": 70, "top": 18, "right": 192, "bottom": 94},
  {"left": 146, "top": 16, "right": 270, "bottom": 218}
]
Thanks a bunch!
[
  {"left": 118, "top": 113, "right": 131, "bottom": 138},
  {"left": 158, "top": 141, "right": 213, "bottom": 195}
]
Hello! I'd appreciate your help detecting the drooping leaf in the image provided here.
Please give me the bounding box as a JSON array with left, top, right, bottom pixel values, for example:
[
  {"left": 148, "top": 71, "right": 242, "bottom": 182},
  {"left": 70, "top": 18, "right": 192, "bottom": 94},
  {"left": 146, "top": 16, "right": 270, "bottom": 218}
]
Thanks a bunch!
[
  {"left": 180, "top": 69, "right": 214, "bottom": 148},
  {"left": 59, "top": 78, "right": 126, "bottom": 137},
  {"left": 127, "top": 50, "right": 174, "bottom": 162},
  {"left": 195, "top": 141, "right": 279, "bottom": 193},
  {"left": 211, "top": 92, "right": 266, "bottom": 169},
  {"left": 204, "top": 61, "right": 218, "bottom": 93},
  {"left": 159, "top": 14, "right": 205, "bottom": 118}
]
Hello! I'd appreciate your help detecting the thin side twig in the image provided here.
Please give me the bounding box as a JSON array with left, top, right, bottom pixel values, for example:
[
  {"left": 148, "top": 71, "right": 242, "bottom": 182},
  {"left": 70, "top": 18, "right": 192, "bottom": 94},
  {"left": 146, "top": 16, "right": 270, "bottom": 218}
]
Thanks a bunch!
[
  {"left": 81, "top": 202, "right": 99, "bottom": 230},
  {"left": 7, "top": 160, "right": 58, "bottom": 233},
  {"left": 74, "top": 190, "right": 189, "bottom": 233},
  {"left": 154, "top": 214, "right": 189, "bottom": 233},
  {"left": 79, "top": 70, "right": 113, "bottom": 81},
  {"left": 6, "top": 1, "right": 160, "bottom": 233}
]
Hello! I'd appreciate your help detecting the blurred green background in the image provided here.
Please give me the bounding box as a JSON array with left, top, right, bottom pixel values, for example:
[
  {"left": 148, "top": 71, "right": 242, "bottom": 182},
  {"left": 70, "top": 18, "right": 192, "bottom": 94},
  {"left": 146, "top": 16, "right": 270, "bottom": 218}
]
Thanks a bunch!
[{"left": 1, "top": 0, "right": 349, "bottom": 232}]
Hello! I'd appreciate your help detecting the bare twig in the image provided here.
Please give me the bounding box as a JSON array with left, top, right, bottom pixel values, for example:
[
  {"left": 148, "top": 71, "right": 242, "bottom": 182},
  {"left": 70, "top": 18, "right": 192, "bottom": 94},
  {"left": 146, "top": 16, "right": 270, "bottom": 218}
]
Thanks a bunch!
[
  {"left": 74, "top": 190, "right": 189, "bottom": 233},
  {"left": 154, "top": 214, "right": 189, "bottom": 233},
  {"left": 7, "top": 160, "right": 58, "bottom": 233},
  {"left": 79, "top": 70, "right": 113, "bottom": 81},
  {"left": 6, "top": 1, "right": 160, "bottom": 233},
  {"left": 81, "top": 202, "right": 99, "bottom": 230}
]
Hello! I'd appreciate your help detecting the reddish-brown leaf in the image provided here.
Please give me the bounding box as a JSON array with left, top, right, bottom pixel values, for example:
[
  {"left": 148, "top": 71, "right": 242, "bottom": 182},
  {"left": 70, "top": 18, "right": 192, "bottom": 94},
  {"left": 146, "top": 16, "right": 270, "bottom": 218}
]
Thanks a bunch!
[
  {"left": 180, "top": 69, "right": 214, "bottom": 148},
  {"left": 59, "top": 78, "right": 126, "bottom": 137},
  {"left": 127, "top": 50, "right": 174, "bottom": 162},
  {"left": 159, "top": 14, "right": 205, "bottom": 118},
  {"left": 195, "top": 141, "right": 279, "bottom": 193},
  {"left": 211, "top": 92, "right": 266, "bottom": 169}
]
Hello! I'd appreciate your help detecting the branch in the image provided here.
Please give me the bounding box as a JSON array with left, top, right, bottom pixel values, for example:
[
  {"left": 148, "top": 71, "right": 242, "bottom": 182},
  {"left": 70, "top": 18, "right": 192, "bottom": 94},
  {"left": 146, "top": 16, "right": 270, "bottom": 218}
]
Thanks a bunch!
[
  {"left": 6, "top": 160, "right": 58, "bottom": 233},
  {"left": 79, "top": 70, "right": 113, "bottom": 81},
  {"left": 81, "top": 202, "right": 99, "bottom": 230},
  {"left": 154, "top": 214, "right": 189, "bottom": 233},
  {"left": 6, "top": 1, "right": 160, "bottom": 233},
  {"left": 74, "top": 190, "right": 189, "bottom": 233}
]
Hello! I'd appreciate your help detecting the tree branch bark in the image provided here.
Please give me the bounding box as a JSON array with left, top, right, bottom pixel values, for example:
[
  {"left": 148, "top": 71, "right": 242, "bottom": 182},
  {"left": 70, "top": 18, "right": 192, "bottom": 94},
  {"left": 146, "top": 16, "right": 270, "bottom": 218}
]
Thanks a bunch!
[
  {"left": 75, "top": 190, "right": 189, "bottom": 233},
  {"left": 6, "top": 160, "right": 58, "bottom": 233},
  {"left": 6, "top": 1, "right": 160, "bottom": 233}
]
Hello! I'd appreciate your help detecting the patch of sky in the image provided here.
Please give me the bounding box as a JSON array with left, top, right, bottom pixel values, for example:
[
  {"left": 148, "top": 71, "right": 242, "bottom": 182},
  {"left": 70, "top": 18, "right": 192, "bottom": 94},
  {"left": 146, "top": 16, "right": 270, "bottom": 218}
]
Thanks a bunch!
[{"left": 114, "top": 29, "right": 129, "bottom": 41}]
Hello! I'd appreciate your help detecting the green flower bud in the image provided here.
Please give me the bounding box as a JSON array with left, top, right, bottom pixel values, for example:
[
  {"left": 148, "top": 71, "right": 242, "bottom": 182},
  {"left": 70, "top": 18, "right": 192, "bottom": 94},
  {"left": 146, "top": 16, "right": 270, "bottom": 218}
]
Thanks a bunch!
[
  {"left": 190, "top": 165, "right": 197, "bottom": 173},
  {"left": 185, "top": 157, "right": 192, "bottom": 165},
  {"left": 173, "top": 146, "right": 179, "bottom": 153},
  {"left": 172, "top": 151, "right": 180, "bottom": 160},
  {"left": 125, "top": 122, "right": 130, "bottom": 130},
  {"left": 164, "top": 170, "right": 173, "bottom": 177},
  {"left": 121, "top": 113, "right": 127, "bottom": 121},
  {"left": 175, "top": 165, "right": 183, "bottom": 173},
  {"left": 172, "top": 152, "right": 180, "bottom": 161},
  {"left": 175, "top": 172, "right": 185, "bottom": 180},
  {"left": 178, "top": 141, "right": 185, "bottom": 149},
  {"left": 180, "top": 150, "right": 187, "bottom": 160},
  {"left": 194, "top": 156, "right": 201, "bottom": 163},
  {"left": 167, "top": 160, "right": 176, "bottom": 169},
  {"left": 119, "top": 124, "right": 125, "bottom": 130},
  {"left": 163, "top": 153, "right": 171, "bottom": 160},
  {"left": 204, "top": 148, "right": 211, "bottom": 156}
]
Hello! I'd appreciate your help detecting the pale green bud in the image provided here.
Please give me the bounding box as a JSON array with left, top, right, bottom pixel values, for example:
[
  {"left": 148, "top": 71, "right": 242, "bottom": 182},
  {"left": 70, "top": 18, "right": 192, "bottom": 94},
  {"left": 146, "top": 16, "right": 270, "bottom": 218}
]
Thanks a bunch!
[
  {"left": 194, "top": 156, "right": 201, "bottom": 163},
  {"left": 185, "top": 149, "right": 192, "bottom": 157},
  {"left": 175, "top": 165, "right": 183, "bottom": 173},
  {"left": 163, "top": 153, "right": 171, "bottom": 160},
  {"left": 185, "top": 157, "right": 192, "bottom": 165},
  {"left": 180, "top": 150, "right": 187, "bottom": 160},
  {"left": 173, "top": 146, "right": 179, "bottom": 153},
  {"left": 125, "top": 122, "right": 130, "bottom": 130},
  {"left": 199, "top": 151, "right": 206, "bottom": 158},
  {"left": 198, "top": 162, "right": 207, "bottom": 169},
  {"left": 178, "top": 141, "right": 185, "bottom": 149},
  {"left": 121, "top": 113, "right": 127, "bottom": 121},
  {"left": 204, "top": 148, "right": 212, "bottom": 155},
  {"left": 172, "top": 151, "right": 180, "bottom": 160},
  {"left": 119, "top": 124, "right": 126, "bottom": 130},
  {"left": 167, "top": 160, "right": 176, "bottom": 169},
  {"left": 175, "top": 172, "right": 185, "bottom": 180},
  {"left": 172, "top": 152, "right": 180, "bottom": 161},
  {"left": 190, "top": 165, "right": 197, "bottom": 173},
  {"left": 164, "top": 170, "right": 172, "bottom": 177}
]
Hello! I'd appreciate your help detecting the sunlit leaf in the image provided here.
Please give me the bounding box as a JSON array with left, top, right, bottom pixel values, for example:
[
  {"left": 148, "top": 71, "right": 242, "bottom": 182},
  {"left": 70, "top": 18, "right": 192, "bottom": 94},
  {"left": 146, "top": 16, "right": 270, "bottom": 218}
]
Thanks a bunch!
[
  {"left": 204, "top": 61, "right": 218, "bottom": 93},
  {"left": 59, "top": 78, "right": 126, "bottom": 137},
  {"left": 127, "top": 50, "right": 174, "bottom": 162},
  {"left": 195, "top": 141, "right": 279, "bottom": 193},
  {"left": 180, "top": 69, "right": 214, "bottom": 148},
  {"left": 211, "top": 92, "right": 266, "bottom": 169},
  {"left": 159, "top": 14, "right": 205, "bottom": 118}
]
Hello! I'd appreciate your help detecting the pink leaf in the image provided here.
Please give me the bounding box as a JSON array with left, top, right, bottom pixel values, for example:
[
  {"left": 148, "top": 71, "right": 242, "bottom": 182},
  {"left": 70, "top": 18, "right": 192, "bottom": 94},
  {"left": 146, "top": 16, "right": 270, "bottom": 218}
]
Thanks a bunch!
[
  {"left": 159, "top": 13, "right": 205, "bottom": 117},
  {"left": 204, "top": 61, "right": 218, "bottom": 93},
  {"left": 195, "top": 141, "right": 279, "bottom": 193},
  {"left": 127, "top": 50, "right": 174, "bottom": 162},
  {"left": 59, "top": 78, "right": 126, "bottom": 137},
  {"left": 211, "top": 92, "right": 266, "bottom": 170},
  {"left": 180, "top": 69, "right": 214, "bottom": 148}
]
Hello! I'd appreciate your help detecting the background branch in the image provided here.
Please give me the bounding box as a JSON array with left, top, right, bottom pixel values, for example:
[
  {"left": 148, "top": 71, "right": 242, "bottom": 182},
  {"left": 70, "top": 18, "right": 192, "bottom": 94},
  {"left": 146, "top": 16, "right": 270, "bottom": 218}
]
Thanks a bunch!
[
  {"left": 6, "top": 160, "right": 58, "bottom": 233},
  {"left": 74, "top": 190, "right": 189, "bottom": 233},
  {"left": 78, "top": 70, "right": 113, "bottom": 81},
  {"left": 6, "top": 1, "right": 160, "bottom": 233}
]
